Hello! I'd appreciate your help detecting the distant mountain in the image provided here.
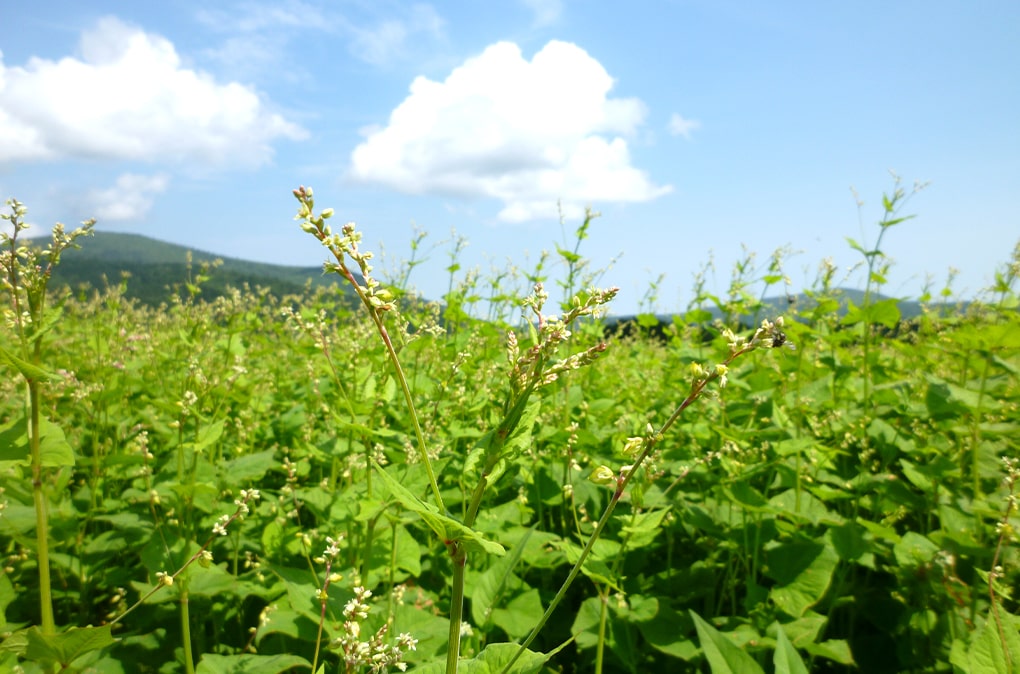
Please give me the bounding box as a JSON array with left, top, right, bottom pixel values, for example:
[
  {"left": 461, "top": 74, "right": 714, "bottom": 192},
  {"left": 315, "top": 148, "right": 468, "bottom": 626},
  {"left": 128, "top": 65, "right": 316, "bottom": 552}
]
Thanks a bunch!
[
  {"left": 605, "top": 287, "right": 970, "bottom": 336},
  {"left": 40, "top": 232, "right": 355, "bottom": 306},
  {"left": 36, "top": 232, "right": 969, "bottom": 322}
]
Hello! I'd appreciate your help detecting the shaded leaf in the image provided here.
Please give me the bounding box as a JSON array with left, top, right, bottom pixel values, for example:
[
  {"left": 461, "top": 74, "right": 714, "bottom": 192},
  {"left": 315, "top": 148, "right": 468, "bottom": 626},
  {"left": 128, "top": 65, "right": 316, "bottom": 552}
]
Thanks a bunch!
[
  {"left": 690, "top": 611, "right": 765, "bottom": 674},
  {"left": 774, "top": 624, "right": 810, "bottom": 674},
  {"left": 196, "top": 653, "right": 312, "bottom": 673}
]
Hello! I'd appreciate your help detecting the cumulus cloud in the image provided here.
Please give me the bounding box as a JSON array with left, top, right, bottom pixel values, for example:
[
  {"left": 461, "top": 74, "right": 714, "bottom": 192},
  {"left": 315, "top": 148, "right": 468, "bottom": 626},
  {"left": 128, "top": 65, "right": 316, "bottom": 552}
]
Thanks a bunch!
[
  {"left": 85, "top": 173, "right": 170, "bottom": 222},
  {"left": 349, "top": 40, "right": 671, "bottom": 222},
  {"left": 668, "top": 113, "right": 700, "bottom": 139},
  {"left": 0, "top": 17, "right": 307, "bottom": 166}
]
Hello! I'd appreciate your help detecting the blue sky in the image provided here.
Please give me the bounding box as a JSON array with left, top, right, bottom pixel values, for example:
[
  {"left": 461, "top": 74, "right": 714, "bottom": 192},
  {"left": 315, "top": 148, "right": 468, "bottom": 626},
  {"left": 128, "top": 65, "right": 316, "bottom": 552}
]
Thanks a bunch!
[{"left": 2, "top": 1, "right": 1017, "bottom": 315}]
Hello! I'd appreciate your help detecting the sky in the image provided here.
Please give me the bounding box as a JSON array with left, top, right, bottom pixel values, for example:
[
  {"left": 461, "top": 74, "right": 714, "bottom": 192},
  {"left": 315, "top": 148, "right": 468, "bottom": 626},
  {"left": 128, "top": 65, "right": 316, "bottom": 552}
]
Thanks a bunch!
[{"left": 1, "top": 1, "right": 1018, "bottom": 316}]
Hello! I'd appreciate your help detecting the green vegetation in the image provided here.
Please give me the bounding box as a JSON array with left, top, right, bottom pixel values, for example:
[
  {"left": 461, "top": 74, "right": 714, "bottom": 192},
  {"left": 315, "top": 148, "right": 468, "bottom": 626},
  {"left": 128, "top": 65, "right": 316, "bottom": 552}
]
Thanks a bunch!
[{"left": 1, "top": 181, "right": 1018, "bottom": 673}]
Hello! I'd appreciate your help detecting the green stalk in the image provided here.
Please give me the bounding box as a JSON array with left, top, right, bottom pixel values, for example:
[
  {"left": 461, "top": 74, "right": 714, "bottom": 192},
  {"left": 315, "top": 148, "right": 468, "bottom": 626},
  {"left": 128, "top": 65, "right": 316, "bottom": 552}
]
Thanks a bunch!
[
  {"left": 444, "top": 376, "right": 539, "bottom": 673},
  {"left": 595, "top": 587, "right": 608, "bottom": 674},
  {"left": 446, "top": 547, "right": 468, "bottom": 674},
  {"left": 300, "top": 195, "right": 445, "bottom": 514},
  {"left": 28, "top": 378, "right": 55, "bottom": 635},
  {"left": 180, "top": 584, "right": 195, "bottom": 674},
  {"left": 970, "top": 356, "right": 991, "bottom": 501}
]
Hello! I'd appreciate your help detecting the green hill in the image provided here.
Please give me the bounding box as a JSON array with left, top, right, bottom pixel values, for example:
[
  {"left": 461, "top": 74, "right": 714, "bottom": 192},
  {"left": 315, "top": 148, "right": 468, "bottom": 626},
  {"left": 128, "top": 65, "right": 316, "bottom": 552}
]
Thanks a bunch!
[
  {"left": 39, "top": 232, "right": 355, "bottom": 306},
  {"left": 35, "top": 232, "right": 966, "bottom": 322}
]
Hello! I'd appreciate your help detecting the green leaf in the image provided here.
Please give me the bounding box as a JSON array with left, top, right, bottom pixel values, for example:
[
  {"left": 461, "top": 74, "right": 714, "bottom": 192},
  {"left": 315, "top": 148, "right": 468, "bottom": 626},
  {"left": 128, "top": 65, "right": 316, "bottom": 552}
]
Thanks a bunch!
[
  {"left": 185, "top": 419, "right": 224, "bottom": 455},
  {"left": 23, "top": 625, "right": 116, "bottom": 667},
  {"left": 866, "top": 298, "right": 901, "bottom": 328},
  {"left": 253, "top": 609, "right": 319, "bottom": 644},
  {"left": 373, "top": 462, "right": 504, "bottom": 556},
  {"left": 636, "top": 312, "right": 660, "bottom": 328},
  {"left": 470, "top": 528, "right": 533, "bottom": 627},
  {"left": 0, "top": 418, "right": 28, "bottom": 466},
  {"left": 829, "top": 522, "right": 873, "bottom": 566},
  {"left": 767, "top": 489, "right": 831, "bottom": 525},
  {"left": 691, "top": 611, "right": 765, "bottom": 674},
  {"left": 765, "top": 538, "right": 839, "bottom": 618},
  {"left": 804, "top": 639, "right": 854, "bottom": 666},
  {"left": 638, "top": 600, "right": 698, "bottom": 660},
  {"left": 195, "top": 653, "right": 312, "bottom": 674},
  {"left": 966, "top": 613, "right": 1020, "bottom": 674},
  {"left": 412, "top": 642, "right": 549, "bottom": 673},
  {"left": 0, "top": 417, "right": 78, "bottom": 468},
  {"left": 773, "top": 625, "right": 810, "bottom": 674},
  {"left": 557, "top": 539, "right": 623, "bottom": 591},
  {"left": 0, "top": 342, "right": 58, "bottom": 381},
  {"left": 0, "top": 573, "right": 13, "bottom": 632},
  {"left": 893, "top": 531, "right": 939, "bottom": 568},
  {"left": 571, "top": 596, "right": 604, "bottom": 650},
  {"left": 620, "top": 508, "right": 671, "bottom": 548},
  {"left": 491, "top": 589, "right": 544, "bottom": 639},
  {"left": 219, "top": 449, "right": 277, "bottom": 483},
  {"left": 500, "top": 395, "right": 541, "bottom": 463},
  {"left": 925, "top": 376, "right": 986, "bottom": 419},
  {"left": 41, "top": 417, "right": 76, "bottom": 467},
  {"left": 392, "top": 601, "right": 451, "bottom": 662}
]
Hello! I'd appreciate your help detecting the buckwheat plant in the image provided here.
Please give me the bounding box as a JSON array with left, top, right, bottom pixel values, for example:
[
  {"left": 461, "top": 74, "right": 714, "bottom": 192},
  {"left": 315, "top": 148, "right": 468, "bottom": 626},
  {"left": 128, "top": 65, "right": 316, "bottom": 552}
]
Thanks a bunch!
[
  {"left": 1, "top": 198, "right": 94, "bottom": 636},
  {"left": 110, "top": 487, "right": 261, "bottom": 674},
  {"left": 989, "top": 456, "right": 1020, "bottom": 669},
  {"left": 501, "top": 317, "right": 792, "bottom": 672},
  {"left": 294, "top": 187, "right": 620, "bottom": 672}
]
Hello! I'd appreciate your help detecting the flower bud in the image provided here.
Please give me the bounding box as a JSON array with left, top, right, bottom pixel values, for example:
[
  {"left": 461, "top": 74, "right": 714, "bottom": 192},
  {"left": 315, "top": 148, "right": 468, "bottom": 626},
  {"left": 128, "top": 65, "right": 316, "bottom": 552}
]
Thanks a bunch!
[
  {"left": 589, "top": 465, "right": 616, "bottom": 486},
  {"left": 621, "top": 436, "right": 643, "bottom": 457}
]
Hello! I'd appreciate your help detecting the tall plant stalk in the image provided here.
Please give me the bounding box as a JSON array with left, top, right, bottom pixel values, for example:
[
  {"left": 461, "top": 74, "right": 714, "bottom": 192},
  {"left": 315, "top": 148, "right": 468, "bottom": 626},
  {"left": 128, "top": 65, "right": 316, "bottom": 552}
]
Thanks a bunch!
[
  {"left": 1, "top": 199, "right": 94, "bottom": 636},
  {"left": 294, "top": 187, "right": 622, "bottom": 672}
]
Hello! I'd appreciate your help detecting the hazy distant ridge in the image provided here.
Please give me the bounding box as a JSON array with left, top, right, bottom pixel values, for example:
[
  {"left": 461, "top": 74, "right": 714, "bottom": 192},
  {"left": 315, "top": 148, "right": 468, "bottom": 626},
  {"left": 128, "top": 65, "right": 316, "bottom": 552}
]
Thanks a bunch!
[{"left": 45, "top": 231, "right": 349, "bottom": 305}]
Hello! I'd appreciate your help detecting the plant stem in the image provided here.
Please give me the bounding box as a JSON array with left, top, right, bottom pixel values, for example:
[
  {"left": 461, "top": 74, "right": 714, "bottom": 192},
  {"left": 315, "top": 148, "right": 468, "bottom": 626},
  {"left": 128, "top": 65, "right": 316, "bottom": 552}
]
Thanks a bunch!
[
  {"left": 446, "top": 545, "right": 467, "bottom": 674},
  {"left": 28, "top": 378, "right": 55, "bottom": 635},
  {"left": 595, "top": 587, "right": 608, "bottom": 674},
  {"left": 180, "top": 585, "right": 195, "bottom": 674}
]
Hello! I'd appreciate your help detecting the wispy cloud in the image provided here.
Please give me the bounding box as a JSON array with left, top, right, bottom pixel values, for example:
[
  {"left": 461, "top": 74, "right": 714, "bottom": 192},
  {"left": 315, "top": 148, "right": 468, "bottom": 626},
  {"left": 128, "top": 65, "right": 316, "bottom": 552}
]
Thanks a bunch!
[
  {"left": 198, "top": 1, "right": 445, "bottom": 71},
  {"left": 196, "top": 0, "right": 329, "bottom": 82},
  {"left": 344, "top": 4, "right": 445, "bottom": 66},
  {"left": 350, "top": 40, "right": 671, "bottom": 222},
  {"left": 668, "top": 113, "right": 701, "bottom": 140},
  {"left": 520, "top": 0, "right": 563, "bottom": 27}
]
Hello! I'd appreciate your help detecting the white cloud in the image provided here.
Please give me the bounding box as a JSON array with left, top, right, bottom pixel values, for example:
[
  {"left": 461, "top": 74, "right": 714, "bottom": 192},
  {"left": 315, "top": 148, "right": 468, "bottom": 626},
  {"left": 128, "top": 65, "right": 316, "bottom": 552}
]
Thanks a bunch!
[
  {"left": 349, "top": 40, "right": 671, "bottom": 222},
  {"left": 668, "top": 113, "right": 701, "bottom": 139},
  {"left": 0, "top": 17, "right": 307, "bottom": 167},
  {"left": 85, "top": 173, "right": 170, "bottom": 222},
  {"left": 521, "top": 0, "right": 564, "bottom": 27}
]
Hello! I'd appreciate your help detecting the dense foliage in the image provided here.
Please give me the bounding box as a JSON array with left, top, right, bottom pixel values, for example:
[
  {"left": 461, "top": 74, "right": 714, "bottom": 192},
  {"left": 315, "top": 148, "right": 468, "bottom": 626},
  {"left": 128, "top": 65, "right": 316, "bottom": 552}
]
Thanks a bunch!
[{"left": 1, "top": 190, "right": 1019, "bottom": 673}]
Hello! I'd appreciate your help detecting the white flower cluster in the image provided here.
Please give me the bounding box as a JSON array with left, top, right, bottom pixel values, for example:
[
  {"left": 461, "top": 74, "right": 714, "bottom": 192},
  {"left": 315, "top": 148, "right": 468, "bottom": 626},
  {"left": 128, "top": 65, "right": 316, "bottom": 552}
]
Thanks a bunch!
[{"left": 332, "top": 585, "right": 419, "bottom": 672}]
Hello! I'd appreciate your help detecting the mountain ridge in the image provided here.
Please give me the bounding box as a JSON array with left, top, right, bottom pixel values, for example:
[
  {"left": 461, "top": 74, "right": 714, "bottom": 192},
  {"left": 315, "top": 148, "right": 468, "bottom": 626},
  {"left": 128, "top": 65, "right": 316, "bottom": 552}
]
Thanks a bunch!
[
  {"left": 33, "top": 232, "right": 962, "bottom": 320},
  {"left": 39, "top": 231, "right": 350, "bottom": 306}
]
